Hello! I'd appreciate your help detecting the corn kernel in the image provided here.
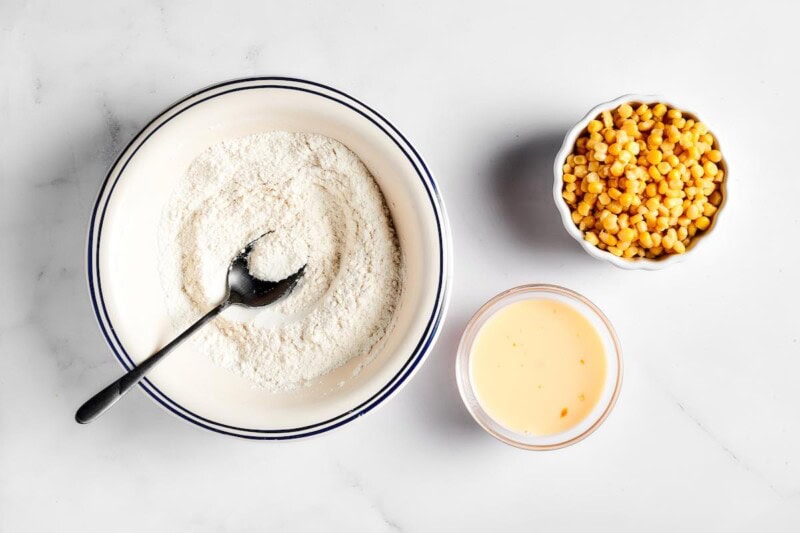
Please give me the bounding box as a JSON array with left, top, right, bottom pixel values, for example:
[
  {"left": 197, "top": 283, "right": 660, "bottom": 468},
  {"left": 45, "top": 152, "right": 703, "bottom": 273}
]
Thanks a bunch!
[
  {"left": 619, "top": 192, "right": 634, "bottom": 208},
  {"left": 602, "top": 213, "right": 619, "bottom": 230},
  {"left": 618, "top": 227, "right": 636, "bottom": 242},
  {"left": 587, "top": 120, "right": 603, "bottom": 134},
  {"left": 703, "top": 161, "right": 718, "bottom": 177},
  {"left": 599, "top": 231, "right": 617, "bottom": 245},
  {"left": 618, "top": 150, "right": 633, "bottom": 164},
  {"left": 666, "top": 154, "right": 680, "bottom": 168},
  {"left": 707, "top": 149, "right": 722, "bottom": 163},
  {"left": 666, "top": 126, "right": 681, "bottom": 143},
  {"left": 695, "top": 216, "right": 711, "bottom": 230},
  {"left": 646, "top": 150, "right": 663, "bottom": 165},
  {"left": 639, "top": 120, "right": 654, "bottom": 131},
  {"left": 587, "top": 182, "right": 604, "bottom": 194},
  {"left": 584, "top": 231, "right": 600, "bottom": 245},
  {"left": 622, "top": 121, "right": 638, "bottom": 137},
  {"left": 686, "top": 204, "right": 701, "bottom": 220},
  {"left": 647, "top": 166, "right": 663, "bottom": 181},
  {"left": 618, "top": 104, "right": 633, "bottom": 119},
  {"left": 602, "top": 110, "right": 614, "bottom": 128},
  {"left": 673, "top": 241, "right": 686, "bottom": 254}
]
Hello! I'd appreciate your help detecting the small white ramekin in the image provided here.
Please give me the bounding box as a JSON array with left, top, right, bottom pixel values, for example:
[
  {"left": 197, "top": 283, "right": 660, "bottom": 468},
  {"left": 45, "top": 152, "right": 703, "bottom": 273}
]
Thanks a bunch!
[
  {"left": 456, "top": 284, "right": 623, "bottom": 450},
  {"left": 553, "top": 94, "right": 729, "bottom": 270}
]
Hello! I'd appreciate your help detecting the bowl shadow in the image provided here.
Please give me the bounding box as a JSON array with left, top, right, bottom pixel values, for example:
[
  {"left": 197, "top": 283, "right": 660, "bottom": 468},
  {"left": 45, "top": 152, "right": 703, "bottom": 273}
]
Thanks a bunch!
[{"left": 487, "top": 130, "right": 588, "bottom": 260}]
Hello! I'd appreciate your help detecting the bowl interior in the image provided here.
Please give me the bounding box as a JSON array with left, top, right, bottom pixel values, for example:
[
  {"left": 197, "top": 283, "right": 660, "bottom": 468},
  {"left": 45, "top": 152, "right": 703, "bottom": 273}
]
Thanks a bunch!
[{"left": 95, "top": 84, "right": 443, "bottom": 430}]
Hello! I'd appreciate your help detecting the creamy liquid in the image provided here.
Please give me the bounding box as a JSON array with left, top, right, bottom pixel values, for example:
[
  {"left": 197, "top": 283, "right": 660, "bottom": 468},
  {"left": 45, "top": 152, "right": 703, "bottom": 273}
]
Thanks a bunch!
[{"left": 470, "top": 299, "right": 606, "bottom": 435}]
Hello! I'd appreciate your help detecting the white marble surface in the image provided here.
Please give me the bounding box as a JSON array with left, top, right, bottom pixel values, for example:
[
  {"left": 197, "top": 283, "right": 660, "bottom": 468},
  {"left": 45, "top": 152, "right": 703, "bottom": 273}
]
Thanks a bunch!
[{"left": 2, "top": 0, "right": 799, "bottom": 531}]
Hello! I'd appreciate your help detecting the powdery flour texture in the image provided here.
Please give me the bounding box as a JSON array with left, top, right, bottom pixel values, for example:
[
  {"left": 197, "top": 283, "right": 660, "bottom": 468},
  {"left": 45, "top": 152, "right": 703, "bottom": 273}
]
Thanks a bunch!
[{"left": 158, "top": 131, "right": 402, "bottom": 391}]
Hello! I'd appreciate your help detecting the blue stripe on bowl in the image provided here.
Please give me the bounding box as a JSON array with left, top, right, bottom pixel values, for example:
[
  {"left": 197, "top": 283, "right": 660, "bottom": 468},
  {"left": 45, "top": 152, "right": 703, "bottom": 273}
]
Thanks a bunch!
[{"left": 86, "top": 77, "right": 450, "bottom": 439}]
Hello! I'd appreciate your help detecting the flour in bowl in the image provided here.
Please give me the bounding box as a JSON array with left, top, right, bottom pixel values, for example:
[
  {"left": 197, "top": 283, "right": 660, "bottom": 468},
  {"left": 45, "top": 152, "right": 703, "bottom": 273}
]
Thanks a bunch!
[{"left": 158, "top": 131, "right": 402, "bottom": 391}]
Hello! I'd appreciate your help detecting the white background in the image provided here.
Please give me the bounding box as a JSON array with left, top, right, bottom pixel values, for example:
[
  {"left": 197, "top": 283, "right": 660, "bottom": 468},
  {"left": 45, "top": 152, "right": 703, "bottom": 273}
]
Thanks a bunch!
[{"left": 2, "top": 1, "right": 799, "bottom": 531}]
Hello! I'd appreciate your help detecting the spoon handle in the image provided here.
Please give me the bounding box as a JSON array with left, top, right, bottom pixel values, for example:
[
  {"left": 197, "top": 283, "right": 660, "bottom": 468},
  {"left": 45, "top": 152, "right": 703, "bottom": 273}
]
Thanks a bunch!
[{"left": 75, "top": 300, "right": 230, "bottom": 424}]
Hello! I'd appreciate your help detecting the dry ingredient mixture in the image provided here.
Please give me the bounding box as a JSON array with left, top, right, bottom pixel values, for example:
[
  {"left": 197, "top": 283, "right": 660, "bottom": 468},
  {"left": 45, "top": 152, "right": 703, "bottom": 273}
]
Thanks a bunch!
[{"left": 158, "top": 131, "right": 402, "bottom": 391}]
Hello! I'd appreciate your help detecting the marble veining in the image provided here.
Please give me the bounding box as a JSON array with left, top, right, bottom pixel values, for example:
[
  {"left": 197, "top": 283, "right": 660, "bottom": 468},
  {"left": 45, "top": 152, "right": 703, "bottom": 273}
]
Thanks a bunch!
[{"left": 1, "top": 0, "right": 799, "bottom": 531}]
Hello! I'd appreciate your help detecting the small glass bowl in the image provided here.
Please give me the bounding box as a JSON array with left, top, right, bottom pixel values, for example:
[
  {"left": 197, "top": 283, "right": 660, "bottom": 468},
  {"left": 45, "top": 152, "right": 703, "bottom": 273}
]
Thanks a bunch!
[{"left": 456, "top": 284, "right": 623, "bottom": 450}]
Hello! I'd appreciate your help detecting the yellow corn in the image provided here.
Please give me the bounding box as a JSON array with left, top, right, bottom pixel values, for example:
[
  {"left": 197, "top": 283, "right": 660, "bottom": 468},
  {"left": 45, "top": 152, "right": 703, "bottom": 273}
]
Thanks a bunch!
[
  {"left": 695, "top": 216, "right": 711, "bottom": 230},
  {"left": 587, "top": 120, "right": 603, "bottom": 134},
  {"left": 646, "top": 150, "right": 662, "bottom": 165},
  {"left": 587, "top": 182, "right": 604, "bottom": 194},
  {"left": 618, "top": 227, "right": 636, "bottom": 242},
  {"left": 562, "top": 101, "right": 724, "bottom": 259}
]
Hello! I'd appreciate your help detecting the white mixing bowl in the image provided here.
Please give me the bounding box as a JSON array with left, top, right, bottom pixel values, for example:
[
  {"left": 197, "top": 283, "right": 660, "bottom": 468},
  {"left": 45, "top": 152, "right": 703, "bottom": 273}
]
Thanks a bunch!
[{"left": 87, "top": 77, "right": 452, "bottom": 439}]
